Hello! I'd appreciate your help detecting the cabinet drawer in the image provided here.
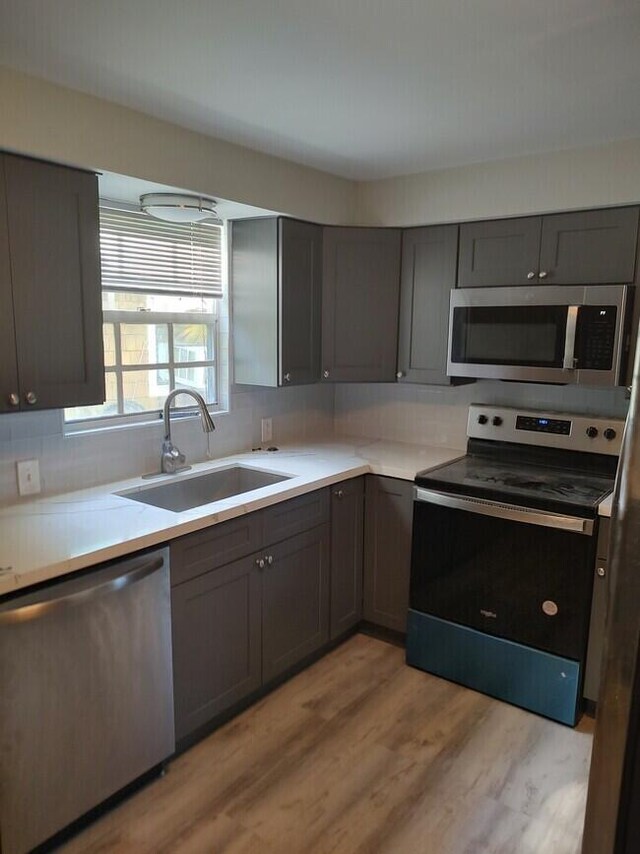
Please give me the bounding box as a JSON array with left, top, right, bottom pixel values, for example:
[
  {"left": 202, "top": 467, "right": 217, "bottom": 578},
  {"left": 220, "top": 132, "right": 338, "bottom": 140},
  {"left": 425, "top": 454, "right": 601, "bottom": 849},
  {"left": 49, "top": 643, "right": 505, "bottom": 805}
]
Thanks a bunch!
[
  {"left": 170, "top": 513, "right": 263, "bottom": 586},
  {"left": 263, "top": 488, "right": 330, "bottom": 545}
]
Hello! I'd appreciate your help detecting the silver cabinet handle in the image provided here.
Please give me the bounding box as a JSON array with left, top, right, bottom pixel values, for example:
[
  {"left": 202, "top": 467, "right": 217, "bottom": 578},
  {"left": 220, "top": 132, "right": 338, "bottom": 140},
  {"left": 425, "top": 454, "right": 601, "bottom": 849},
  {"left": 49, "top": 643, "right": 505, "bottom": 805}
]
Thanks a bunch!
[
  {"left": 527, "top": 271, "right": 536, "bottom": 279},
  {"left": 283, "top": 372, "right": 291, "bottom": 383},
  {"left": 8, "top": 392, "right": 19, "bottom": 407},
  {"left": 24, "top": 391, "right": 37, "bottom": 405},
  {"left": 396, "top": 371, "right": 405, "bottom": 379},
  {"left": 266, "top": 555, "right": 274, "bottom": 565},
  {"left": 256, "top": 558, "right": 265, "bottom": 569},
  {"left": 334, "top": 489, "right": 344, "bottom": 499},
  {"left": 597, "top": 566, "right": 606, "bottom": 577},
  {"left": 323, "top": 370, "right": 330, "bottom": 379},
  {"left": 538, "top": 271, "right": 548, "bottom": 279}
]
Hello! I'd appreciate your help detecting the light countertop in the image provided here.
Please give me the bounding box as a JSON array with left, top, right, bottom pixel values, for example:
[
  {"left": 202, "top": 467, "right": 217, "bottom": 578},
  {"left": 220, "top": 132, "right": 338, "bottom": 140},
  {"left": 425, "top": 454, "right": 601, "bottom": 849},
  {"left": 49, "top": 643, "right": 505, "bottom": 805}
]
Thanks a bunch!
[{"left": 0, "top": 438, "right": 464, "bottom": 596}]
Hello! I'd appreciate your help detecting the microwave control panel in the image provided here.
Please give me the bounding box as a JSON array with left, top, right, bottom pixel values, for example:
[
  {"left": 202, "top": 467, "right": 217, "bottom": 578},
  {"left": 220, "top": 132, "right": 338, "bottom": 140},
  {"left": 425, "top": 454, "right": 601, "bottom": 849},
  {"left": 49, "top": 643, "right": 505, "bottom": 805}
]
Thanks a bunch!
[{"left": 576, "top": 306, "right": 617, "bottom": 370}]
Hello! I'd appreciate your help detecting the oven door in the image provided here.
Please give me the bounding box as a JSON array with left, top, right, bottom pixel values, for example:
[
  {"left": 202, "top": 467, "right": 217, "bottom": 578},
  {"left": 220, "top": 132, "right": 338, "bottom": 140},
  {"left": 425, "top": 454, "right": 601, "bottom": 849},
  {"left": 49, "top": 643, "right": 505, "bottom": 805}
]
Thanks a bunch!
[{"left": 410, "top": 488, "right": 597, "bottom": 661}]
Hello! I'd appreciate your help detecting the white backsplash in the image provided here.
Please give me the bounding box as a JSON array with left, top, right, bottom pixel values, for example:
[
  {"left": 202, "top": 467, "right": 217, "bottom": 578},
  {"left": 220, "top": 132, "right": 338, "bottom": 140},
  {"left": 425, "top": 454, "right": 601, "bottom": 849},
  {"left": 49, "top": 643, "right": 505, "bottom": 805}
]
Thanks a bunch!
[
  {"left": 0, "top": 378, "right": 630, "bottom": 505},
  {"left": 0, "top": 384, "right": 335, "bottom": 505},
  {"left": 334, "top": 381, "right": 630, "bottom": 448}
]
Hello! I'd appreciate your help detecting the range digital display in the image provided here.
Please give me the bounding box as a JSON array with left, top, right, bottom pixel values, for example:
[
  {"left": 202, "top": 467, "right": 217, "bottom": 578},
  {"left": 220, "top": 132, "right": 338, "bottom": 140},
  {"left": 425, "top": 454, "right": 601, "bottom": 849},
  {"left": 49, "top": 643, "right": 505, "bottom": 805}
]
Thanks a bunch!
[{"left": 516, "top": 415, "right": 571, "bottom": 435}]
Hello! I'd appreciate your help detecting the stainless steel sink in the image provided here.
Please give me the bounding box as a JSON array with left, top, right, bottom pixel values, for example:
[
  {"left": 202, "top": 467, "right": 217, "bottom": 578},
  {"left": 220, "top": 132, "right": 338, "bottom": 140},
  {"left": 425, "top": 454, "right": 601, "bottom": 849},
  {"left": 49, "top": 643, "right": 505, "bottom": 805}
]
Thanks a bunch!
[{"left": 117, "top": 465, "right": 292, "bottom": 512}]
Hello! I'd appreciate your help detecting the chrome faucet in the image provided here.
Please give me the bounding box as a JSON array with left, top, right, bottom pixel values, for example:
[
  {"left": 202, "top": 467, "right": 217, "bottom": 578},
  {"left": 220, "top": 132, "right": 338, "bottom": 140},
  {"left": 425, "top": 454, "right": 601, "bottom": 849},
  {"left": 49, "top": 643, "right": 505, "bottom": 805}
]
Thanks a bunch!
[{"left": 161, "top": 389, "right": 215, "bottom": 474}]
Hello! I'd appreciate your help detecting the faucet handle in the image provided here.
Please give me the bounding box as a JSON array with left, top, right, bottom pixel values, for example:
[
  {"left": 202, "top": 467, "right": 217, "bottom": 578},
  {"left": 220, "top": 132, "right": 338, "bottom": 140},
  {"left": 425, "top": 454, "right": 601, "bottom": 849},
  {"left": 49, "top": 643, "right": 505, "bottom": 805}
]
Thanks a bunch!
[{"left": 161, "top": 440, "right": 187, "bottom": 473}]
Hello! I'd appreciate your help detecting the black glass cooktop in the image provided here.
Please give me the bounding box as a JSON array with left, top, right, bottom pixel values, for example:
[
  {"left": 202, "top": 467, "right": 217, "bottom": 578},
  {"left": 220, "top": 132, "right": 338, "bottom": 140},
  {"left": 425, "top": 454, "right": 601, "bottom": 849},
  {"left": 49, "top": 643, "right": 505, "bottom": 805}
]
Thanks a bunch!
[{"left": 415, "top": 455, "right": 614, "bottom": 516}]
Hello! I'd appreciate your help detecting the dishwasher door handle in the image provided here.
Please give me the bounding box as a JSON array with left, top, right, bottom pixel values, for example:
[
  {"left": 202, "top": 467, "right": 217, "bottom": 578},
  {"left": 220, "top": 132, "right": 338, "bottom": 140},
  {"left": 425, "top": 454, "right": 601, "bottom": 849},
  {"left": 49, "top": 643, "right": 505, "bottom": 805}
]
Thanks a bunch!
[
  {"left": 0, "top": 553, "right": 165, "bottom": 624},
  {"left": 414, "top": 487, "right": 594, "bottom": 535}
]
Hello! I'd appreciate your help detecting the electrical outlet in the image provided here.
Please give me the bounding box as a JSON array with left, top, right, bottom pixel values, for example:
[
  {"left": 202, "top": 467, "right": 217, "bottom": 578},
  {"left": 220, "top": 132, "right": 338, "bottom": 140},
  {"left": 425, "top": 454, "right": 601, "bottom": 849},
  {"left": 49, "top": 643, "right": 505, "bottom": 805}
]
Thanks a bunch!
[
  {"left": 17, "top": 459, "right": 41, "bottom": 496},
  {"left": 261, "top": 417, "right": 273, "bottom": 443}
]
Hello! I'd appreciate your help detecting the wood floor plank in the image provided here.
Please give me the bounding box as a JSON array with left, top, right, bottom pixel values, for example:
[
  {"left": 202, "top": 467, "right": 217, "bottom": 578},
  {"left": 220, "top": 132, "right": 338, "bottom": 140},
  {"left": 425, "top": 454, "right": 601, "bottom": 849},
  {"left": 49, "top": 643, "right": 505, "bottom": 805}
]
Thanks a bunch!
[{"left": 58, "top": 634, "right": 593, "bottom": 854}]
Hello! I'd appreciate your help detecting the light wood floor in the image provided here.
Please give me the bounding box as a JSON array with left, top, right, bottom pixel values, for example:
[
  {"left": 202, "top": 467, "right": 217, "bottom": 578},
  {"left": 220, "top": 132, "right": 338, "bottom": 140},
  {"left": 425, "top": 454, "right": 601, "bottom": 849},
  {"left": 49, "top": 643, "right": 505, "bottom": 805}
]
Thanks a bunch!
[{"left": 59, "top": 634, "right": 594, "bottom": 854}]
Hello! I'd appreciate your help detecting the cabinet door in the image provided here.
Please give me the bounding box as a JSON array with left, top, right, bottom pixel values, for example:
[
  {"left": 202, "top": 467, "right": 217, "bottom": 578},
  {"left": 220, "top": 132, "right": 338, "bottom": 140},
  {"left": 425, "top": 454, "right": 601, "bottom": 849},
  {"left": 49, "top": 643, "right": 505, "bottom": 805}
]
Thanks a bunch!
[
  {"left": 458, "top": 217, "right": 542, "bottom": 287},
  {"left": 262, "top": 524, "right": 330, "bottom": 682},
  {"left": 322, "top": 227, "right": 401, "bottom": 381},
  {"left": 584, "top": 518, "right": 611, "bottom": 704},
  {"left": 171, "top": 554, "right": 262, "bottom": 741},
  {"left": 280, "top": 218, "right": 322, "bottom": 385},
  {"left": 4, "top": 155, "right": 104, "bottom": 410},
  {"left": 0, "top": 160, "right": 19, "bottom": 414},
  {"left": 397, "top": 224, "right": 459, "bottom": 384},
  {"left": 539, "top": 207, "right": 639, "bottom": 285},
  {"left": 330, "top": 478, "right": 364, "bottom": 639},
  {"left": 363, "top": 476, "right": 413, "bottom": 633}
]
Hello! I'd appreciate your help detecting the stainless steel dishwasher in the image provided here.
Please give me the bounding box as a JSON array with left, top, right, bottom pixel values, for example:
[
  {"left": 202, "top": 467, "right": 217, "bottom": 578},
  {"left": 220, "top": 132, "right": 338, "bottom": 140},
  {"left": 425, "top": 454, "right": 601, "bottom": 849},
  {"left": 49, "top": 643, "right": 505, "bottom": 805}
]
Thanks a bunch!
[{"left": 0, "top": 547, "right": 175, "bottom": 854}]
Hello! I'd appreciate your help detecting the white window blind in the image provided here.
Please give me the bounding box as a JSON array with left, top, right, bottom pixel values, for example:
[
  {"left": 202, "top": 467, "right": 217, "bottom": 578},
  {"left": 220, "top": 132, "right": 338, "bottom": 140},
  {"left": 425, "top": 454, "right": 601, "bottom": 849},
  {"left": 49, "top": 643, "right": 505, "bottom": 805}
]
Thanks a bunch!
[{"left": 99, "top": 206, "right": 223, "bottom": 297}]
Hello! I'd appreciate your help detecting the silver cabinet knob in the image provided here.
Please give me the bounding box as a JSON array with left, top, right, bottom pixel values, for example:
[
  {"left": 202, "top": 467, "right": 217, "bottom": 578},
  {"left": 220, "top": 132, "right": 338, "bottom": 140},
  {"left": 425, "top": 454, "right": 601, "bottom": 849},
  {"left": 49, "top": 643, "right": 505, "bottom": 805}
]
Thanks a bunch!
[
  {"left": 24, "top": 391, "right": 37, "bottom": 405},
  {"left": 266, "top": 554, "right": 274, "bottom": 565},
  {"left": 283, "top": 372, "right": 291, "bottom": 383},
  {"left": 256, "top": 558, "right": 265, "bottom": 569},
  {"left": 334, "top": 489, "right": 344, "bottom": 499},
  {"left": 527, "top": 271, "right": 536, "bottom": 280},
  {"left": 8, "top": 392, "right": 19, "bottom": 407},
  {"left": 323, "top": 370, "right": 330, "bottom": 379},
  {"left": 538, "top": 271, "right": 548, "bottom": 279},
  {"left": 396, "top": 371, "right": 405, "bottom": 379},
  {"left": 597, "top": 566, "right": 606, "bottom": 578}
]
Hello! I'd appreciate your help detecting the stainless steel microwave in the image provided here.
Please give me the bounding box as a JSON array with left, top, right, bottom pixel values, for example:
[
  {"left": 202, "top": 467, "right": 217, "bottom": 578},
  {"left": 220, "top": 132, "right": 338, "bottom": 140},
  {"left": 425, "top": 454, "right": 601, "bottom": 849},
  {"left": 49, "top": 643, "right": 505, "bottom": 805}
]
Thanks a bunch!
[{"left": 447, "top": 285, "right": 632, "bottom": 385}]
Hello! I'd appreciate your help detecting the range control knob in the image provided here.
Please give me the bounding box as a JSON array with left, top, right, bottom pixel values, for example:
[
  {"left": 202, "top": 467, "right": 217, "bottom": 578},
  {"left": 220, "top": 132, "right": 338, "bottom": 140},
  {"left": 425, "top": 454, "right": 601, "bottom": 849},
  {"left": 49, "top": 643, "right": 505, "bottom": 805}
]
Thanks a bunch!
[
  {"left": 604, "top": 428, "right": 617, "bottom": 441},
  {"left": 477, "top": 414, "right": 488, "bottom": 425},
  {"left": 586, "top": 426, "right": 599, "bottom": 439},
  {"left": 492, "top": 416, "right": 503, "bottom": 426}
]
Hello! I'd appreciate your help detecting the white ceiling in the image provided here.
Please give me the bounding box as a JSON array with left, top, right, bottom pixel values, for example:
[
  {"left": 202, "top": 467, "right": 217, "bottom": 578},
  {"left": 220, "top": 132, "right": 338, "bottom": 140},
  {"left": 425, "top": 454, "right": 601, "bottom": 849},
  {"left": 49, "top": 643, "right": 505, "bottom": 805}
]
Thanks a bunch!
[{"left": 1, "top": 0, "right": 639, "bottom": 180}]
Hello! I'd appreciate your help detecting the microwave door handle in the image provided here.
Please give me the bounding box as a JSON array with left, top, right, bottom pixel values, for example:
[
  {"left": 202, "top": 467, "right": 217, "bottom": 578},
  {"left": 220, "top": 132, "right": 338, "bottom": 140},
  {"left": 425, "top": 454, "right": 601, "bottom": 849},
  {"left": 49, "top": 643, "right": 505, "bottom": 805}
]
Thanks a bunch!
[{"left": 563, "top": 306, "right": 579, "bottom": 370}]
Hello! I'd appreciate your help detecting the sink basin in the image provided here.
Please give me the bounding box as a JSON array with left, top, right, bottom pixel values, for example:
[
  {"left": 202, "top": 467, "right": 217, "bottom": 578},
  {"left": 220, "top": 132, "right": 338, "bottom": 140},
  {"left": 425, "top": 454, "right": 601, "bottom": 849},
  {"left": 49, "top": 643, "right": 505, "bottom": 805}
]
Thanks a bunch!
[{"left": 117, "top": 465, "right": 292, "bottom": 512}]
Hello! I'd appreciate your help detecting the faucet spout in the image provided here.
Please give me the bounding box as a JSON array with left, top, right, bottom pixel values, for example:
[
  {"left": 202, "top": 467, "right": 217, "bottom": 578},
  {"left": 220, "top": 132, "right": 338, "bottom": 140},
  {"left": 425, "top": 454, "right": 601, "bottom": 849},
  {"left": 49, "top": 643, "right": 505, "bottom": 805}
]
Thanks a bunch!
[{"left": 161, "top": 389, "right": 215, "bottom": 474}]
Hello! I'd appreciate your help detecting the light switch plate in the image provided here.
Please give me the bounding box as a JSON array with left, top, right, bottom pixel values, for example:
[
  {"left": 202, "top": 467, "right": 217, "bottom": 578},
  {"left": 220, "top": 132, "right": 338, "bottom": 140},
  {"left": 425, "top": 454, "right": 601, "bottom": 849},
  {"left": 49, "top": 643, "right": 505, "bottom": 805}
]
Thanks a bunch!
[
  {"left": 261, "top": 418, "right": 273, "bottom": 443},
  {"left": 17, "top": 459, "right": 41, "bottom": 496}
]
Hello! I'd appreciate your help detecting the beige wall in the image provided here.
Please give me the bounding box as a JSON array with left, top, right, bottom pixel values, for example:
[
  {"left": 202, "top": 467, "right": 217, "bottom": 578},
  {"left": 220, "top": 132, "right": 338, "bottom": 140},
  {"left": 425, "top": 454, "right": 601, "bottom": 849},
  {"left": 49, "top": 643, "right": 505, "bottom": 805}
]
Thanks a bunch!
[
  {"left": 0, "top": 66, "right": 356, "bottom": 224},
  {"left": 356, "top": 138, "right": 640, "bottom": 227}
]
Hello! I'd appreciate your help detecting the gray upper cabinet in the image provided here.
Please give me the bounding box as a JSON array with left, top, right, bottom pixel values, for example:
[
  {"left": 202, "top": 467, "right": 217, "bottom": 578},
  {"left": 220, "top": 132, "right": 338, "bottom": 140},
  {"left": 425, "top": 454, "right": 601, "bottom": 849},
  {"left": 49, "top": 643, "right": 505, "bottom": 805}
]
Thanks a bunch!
[
  {"left": 538, "top": 207, "right": 639, "bottom": 285},
  {"left": 0, "top": 165, "right": 19, "bottom": 414},
  {"left": 397, "top": 224, "right": 461, "bottom": 385},
  {"left": 232, "top": 217, "right": 322, "bottom": 387},
  {"left": 363, "top": 475, "right": 414, "bottom": 633},
  {"left": 330, "top": 477, "right": 364, "bottom": 639},
  {"left": 1, "top": 153, "right": 104, "bottom": 411},
  {"left": 322, "top": 226, "right": 401, "bottom": 382},
  {"left": 458, "top": 217, "right": 542, "bottom": 287},
  {"left": 459, "top": 207, "right": 639, "bottom": 288}
]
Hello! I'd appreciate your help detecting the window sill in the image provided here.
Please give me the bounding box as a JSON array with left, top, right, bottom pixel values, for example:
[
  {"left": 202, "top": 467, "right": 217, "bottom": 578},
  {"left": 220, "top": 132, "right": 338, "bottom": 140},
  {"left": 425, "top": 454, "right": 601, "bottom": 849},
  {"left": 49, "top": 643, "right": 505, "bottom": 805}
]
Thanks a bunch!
[{"left": 64, "top": 406, "right": 229, "bottom": 438}]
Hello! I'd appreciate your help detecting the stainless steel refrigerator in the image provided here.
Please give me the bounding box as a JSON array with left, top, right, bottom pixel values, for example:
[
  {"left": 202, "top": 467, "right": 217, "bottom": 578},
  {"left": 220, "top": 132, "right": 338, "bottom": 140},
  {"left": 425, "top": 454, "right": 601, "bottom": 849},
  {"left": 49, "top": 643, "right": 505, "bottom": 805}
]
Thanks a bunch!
[{"left": 583, "top": 350, "right": 640, "bottom": 852}]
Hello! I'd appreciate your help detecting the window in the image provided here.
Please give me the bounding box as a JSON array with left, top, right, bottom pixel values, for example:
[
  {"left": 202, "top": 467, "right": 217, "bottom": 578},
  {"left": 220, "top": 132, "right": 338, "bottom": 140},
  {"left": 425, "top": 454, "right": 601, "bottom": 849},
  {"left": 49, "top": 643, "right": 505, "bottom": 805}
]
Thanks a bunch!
[{"left": 66, "top": 205, "right": 224, "bottom": 427}]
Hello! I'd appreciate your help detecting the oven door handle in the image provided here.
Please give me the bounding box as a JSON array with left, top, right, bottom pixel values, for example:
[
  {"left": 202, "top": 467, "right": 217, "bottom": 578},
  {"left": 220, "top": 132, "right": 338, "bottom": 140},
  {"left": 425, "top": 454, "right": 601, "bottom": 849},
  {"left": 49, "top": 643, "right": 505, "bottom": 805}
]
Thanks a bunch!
[
  {"left": 562, "top": 305, "right": 579, "bottom": 370},
  {"left": 414, "top": 487, "right": 594, "bottom": 535}
]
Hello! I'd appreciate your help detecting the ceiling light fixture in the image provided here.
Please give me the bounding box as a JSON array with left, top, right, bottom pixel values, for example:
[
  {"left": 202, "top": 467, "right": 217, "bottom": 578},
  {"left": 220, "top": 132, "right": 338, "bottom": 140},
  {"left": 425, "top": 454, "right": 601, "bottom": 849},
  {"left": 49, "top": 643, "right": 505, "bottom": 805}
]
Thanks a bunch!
[{"left": 140, "top": 193, "right": 222, "bottom": 224}]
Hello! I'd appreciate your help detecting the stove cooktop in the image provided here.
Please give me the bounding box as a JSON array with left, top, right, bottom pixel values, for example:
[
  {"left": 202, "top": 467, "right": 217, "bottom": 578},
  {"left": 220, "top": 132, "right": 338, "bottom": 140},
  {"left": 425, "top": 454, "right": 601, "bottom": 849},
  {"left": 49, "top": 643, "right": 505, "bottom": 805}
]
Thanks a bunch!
[{"left": 415, "top": 455, "right": 615, "bottom": 516}]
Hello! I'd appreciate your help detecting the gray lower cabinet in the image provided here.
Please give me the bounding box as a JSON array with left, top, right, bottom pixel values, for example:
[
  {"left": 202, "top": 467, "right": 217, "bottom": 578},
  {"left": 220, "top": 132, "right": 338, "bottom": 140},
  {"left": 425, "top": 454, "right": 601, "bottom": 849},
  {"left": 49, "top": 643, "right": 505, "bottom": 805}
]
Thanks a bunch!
[
  {"left": 171, "top": 553, "right": 262, "bottom": 741},
  {"left": 0, "top": 153, "right": 104, "bottom": 412},
  {"left": 397, "top": 224, "right": 462, "bottom": 385},
  {"left": 363, "top": 475, "right": 414, "bottom": 633},
  {"left": 330, "top": 477, "right": 364, "bottom": 639},
  {"left": 262, "top": 524, "right": 330, "bottom": 682},
  {"left": 459, "top": 207, "right": 639, "bottom": 288},
  {"left": 584, "top": 518, "right": 611, "bottom": 704},
  {"left": 231, "top": 216, "right": 322, "bottom": 387},
  {"left": 322, "top": 226, "right": 401, "bottom": 382},
  {"left": 171, "top": 489, "right": 332, "bottom": 741}
]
